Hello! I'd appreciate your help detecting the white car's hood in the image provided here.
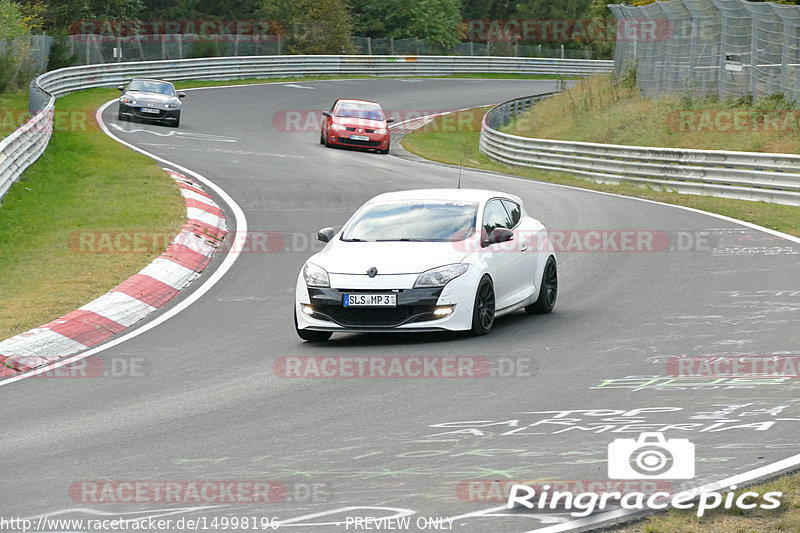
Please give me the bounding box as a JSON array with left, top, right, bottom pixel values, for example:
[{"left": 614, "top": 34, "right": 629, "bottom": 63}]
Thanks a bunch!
[{"left": 312, "top": 240, "right": 470, "bottom": 275}]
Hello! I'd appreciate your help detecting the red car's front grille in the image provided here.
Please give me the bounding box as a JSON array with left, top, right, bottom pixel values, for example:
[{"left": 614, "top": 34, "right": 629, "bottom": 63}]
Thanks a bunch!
[{"left": 338, "top": 138, "right": 382, "bottom": 147}]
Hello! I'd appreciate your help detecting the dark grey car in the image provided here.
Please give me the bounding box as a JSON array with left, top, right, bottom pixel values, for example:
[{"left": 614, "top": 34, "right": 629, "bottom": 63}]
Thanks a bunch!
[{"left": 117, "top": 78, "right": 185, "bottom": 127}]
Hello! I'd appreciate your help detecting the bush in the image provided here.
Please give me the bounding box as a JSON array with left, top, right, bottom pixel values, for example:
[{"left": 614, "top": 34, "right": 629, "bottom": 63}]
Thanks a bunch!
[
  {"left": 186, "top": 38, "right": 220, "bottom": 59},
  {"left": 47, "top": 32, "right": 78, "bottom": 71},
  {"left": 0, "top": 52, "right": 15, "bottom": 92}
]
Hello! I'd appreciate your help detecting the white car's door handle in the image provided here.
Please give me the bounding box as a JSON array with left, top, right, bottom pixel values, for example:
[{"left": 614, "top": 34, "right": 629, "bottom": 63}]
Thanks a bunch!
[{"left": 520, "top": 242, "right": 529, "bottom": 251}]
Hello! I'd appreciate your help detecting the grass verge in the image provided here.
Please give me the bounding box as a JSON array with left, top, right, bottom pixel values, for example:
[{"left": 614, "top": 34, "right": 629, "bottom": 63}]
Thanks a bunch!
[
  {"left": 504, "top": 73, "right": 800, "bottom": 154},
  {"left": 0, "top": 88, "right": 186, "bottom": 340},
  {"left": 401, "top": 107, "right": 800, "bottom": 238},
  {"left": 0, "top": 89, "right": 32, "bottom": 137}
]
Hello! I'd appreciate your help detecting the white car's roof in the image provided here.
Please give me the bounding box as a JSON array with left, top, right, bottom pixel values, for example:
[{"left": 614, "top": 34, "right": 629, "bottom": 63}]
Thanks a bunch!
[{"left": 367, "top": 188, "right": 523, "bottom": 205}]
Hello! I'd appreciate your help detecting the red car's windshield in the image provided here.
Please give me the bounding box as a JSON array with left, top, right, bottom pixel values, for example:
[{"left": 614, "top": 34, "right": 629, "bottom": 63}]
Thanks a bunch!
[{"left": 335, "top": 104, "right": 384, "bottom": 121}]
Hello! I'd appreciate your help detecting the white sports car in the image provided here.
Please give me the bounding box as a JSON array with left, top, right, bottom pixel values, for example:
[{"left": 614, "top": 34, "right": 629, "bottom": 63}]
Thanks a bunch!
[{"left": 294, "top": 189, "right": 557, "bottom": 341}]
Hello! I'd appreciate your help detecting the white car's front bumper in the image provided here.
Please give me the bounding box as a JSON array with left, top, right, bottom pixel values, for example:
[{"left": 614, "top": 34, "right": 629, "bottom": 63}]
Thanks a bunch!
[{"left": 294, "top": 269, "right": 482, "bottom": 333}]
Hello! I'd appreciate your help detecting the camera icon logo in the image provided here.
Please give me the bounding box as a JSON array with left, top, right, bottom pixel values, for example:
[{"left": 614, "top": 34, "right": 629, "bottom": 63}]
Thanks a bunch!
[{"left": 608, "top": 432, "right": 695, "bottom": 479}]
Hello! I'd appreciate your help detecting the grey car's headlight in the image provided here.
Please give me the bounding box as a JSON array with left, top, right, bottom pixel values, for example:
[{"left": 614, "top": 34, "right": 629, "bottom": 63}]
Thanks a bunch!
[
  {"left": 164, "top": 103, "right": 180, "bottom": 109},
  {"left": 120, "top": 97, "right": 136, "bottom": 104},
  {"left": 414, "top": 264, "right": 469, "bottom": 288},
  {"left": 303, "top": 262, "right": 330, "bottom": 288}
]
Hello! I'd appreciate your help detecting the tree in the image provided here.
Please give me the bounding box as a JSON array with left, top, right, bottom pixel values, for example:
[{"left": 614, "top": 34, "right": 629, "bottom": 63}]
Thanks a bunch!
[
  {"left": 514, "top": 0, "right": 588, "bottom": 20},
  {"left": 0, "top": 0, "right": 29, "bottom": 40},
  {"left": 355, "top": 0, "right": 462, "bottom": 52},
  {"left": 42, "top": 0, "right": 144, "bottom": 32},
  {"left": 262, "top": 0, "right": 355, "bottom": 54}
]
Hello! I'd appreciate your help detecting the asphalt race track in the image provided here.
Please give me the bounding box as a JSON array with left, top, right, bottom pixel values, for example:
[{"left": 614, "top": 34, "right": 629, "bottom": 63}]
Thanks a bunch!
[{"left": 2, "top": 78, "right": 800, "bottom": 532}]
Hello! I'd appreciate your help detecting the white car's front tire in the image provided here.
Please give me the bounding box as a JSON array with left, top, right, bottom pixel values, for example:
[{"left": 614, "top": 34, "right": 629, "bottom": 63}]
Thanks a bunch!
[{"left": 470, "top": 275, "right": 495, "bottom": 336}]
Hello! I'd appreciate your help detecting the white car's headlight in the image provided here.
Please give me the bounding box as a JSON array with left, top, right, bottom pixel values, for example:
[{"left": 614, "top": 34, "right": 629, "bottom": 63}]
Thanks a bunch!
[
  {"left": 414, "top": 264, "right": 469, "bottom": 288},
  {"left": 303, "top": 262, "right": 330, "bottom": 288}
]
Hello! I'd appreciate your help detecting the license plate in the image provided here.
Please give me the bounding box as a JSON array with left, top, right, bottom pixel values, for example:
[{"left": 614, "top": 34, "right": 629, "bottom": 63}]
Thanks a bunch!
[
  {"left": 343, "top": 294, "right": 397, "bottom": 307},
  {"left": 350, "top": 135, "right": 370, "bottom": 141},
  {"left": 140, "top": 107, "right": 160, "bottom": 114}
]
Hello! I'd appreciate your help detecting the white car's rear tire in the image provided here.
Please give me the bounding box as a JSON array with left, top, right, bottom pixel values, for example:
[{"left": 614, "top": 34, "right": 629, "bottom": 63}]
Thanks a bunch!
[{"left": 526, "top": 256, "right": 557, "bottom": 315}]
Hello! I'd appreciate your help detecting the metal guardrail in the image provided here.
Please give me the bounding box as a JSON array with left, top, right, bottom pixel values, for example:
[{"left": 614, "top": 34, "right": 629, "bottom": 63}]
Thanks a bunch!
[
  {"left": 480, "top": 94, "right": 800, "bottom": 206},
  {"left": 0, "top": 55, "right": 612, "bottom": 203},
  {"left": 0, "top": 99, "right": 54, "bottom": 200}
]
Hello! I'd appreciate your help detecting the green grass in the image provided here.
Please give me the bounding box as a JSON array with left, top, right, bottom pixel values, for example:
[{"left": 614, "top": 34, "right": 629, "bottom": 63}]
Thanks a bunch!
[
  {"left": 0, "top": 88, "right": 186, "bottom": 339},
  {"left": 401, "top": 109, "right": 800, "bottom": 238},
  {"left": 504, "top": 74, "right": 800, "bottom": 154},
  {"left": 0, "top": 89, "right": 32, "bottom": 137}
]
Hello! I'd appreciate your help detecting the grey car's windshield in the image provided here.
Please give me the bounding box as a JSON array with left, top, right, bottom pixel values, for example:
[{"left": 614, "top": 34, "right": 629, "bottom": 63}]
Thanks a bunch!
[
  {"left": 341, "top": 201, "right": 478, "bottom": 242},
  {"left": 128, "top": 80, "right": 176, "bottom": 96}
]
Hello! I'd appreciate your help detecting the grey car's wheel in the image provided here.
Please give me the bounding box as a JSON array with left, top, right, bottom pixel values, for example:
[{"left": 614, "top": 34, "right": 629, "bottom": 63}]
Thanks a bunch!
[
  {"left": 294, "top": 311, "right": 332, "bottom": 342},
  {"left": 470, "top": 275, "right": 495, "bottom": 336},
  {"left": 118, "top": 112, "right": 127, "bottom": 121},
  {"left": 526, "top": 255, "right": 557, "bottom": 314},
  {"left": 171, "top": 113, "right": 180, "bottom": 128}
]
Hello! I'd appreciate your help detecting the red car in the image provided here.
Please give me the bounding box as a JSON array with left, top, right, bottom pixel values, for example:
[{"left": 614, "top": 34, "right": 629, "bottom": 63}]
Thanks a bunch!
[{"left": 320, "top": 99, "right": 393, "bottom": 154}]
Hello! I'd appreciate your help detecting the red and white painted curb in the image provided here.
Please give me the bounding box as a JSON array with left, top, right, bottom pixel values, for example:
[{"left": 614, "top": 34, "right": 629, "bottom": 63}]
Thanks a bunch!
[{"left": 0, "top": 168, "right": 226, "bottom": 377}]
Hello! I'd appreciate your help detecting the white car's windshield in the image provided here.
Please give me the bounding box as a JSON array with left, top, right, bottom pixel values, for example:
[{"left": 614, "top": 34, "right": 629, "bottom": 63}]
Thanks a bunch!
[{"left": 341, "top": 201, "right": 478, "bottom": 242}]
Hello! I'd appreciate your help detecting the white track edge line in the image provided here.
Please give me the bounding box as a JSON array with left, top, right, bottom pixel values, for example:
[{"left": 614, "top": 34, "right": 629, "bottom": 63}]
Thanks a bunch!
[
  {"left": 0, "top": 98, "right": 248, "bottom": 387},
  {"left": 392, "top": 98, "right": 800, "bottom": 531}
]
